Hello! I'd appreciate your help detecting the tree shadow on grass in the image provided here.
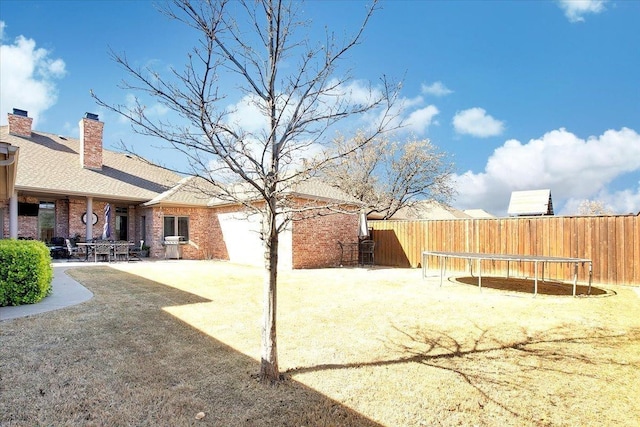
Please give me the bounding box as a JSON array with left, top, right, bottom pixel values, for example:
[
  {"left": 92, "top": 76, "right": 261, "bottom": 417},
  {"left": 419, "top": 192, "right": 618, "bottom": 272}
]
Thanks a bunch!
[
  {"left": 0, "top": 266, "right": 382, "bottom": 427},
  {"left": 287, "top": 322, "right": 640, "bottom": 422}
]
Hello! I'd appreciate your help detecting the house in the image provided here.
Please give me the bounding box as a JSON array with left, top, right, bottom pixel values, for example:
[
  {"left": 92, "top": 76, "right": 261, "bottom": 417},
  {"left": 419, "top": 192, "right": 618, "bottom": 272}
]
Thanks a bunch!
[
  {"left": 368, "top": 200, "right": 475, "bottom": 220},
  {"left": 507, "top": 189, "right": 554, "bottom": 216},
  {"left": 462, "top": 209, "right": 495, "bottom": 219},
  {"left": 0, "top": 109, "right": 359, "bottom": 268}
]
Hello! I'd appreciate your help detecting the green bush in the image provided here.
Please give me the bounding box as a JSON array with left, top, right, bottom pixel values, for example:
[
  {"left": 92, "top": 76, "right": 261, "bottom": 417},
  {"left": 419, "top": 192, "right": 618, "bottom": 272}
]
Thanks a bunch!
[{"left": 0, "top": 239, "right": 53, "bottom": 306}]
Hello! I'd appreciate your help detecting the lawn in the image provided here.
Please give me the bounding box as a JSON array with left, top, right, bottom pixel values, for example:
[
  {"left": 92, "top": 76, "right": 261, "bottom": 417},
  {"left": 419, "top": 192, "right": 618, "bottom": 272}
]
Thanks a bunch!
[{"left": 1, "top": 261, "right": 639, "bottom": 426}]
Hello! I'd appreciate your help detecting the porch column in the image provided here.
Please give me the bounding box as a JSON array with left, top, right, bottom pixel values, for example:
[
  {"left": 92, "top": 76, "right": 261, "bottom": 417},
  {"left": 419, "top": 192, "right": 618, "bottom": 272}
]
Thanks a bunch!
[
  {"left": 86, "top": 196, "right": 93, "bottom": 241},
  {"left": 9, "top": 191, "right": 18, "bottom": 238}
]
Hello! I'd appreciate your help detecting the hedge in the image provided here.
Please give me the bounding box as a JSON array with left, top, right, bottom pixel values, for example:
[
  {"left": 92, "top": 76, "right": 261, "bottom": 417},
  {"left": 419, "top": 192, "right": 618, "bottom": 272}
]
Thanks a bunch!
[{"left": 0, "top": 239, "right": 53, "bottom": 306}]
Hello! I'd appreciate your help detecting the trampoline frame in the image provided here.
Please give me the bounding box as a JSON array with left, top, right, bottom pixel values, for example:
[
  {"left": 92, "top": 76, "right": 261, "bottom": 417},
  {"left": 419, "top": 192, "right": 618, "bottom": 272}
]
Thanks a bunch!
[{"left": 422, "top": 251, "right": 593, "bottom": 296}]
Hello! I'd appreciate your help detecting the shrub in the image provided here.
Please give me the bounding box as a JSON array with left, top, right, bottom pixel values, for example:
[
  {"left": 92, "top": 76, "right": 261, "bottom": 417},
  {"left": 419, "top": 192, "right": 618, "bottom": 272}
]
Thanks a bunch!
[{"left": 0, "top": 239, "right": 53, "bottom": 306}]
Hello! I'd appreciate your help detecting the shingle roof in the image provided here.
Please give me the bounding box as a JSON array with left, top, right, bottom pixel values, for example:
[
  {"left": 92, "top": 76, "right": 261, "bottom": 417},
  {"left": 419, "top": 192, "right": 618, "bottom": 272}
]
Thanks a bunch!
[
  {"left": 145, "top": 176, "right": 220, "bottom": 207},
  {"left": 1, "top": 126, "right": 183, "bottom": 202},
  {"left": 369, "top": 200, "right": 471, "bottom": 220},
  {"left": 2, "top": 125, "right": 359, "bottom": 207},
  {"left": 205, "top": 177, "right": 361, "bottom": 207}
]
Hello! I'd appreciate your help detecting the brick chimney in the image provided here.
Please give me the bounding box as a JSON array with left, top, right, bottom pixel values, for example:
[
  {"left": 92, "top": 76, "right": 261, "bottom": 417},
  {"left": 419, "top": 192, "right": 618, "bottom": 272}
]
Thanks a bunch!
[
  {"left": 79, "top": 112, "right": 104, "bottom": 170},
  {"left": 7, "top": 108, "right": 33, "bottom": 138}
]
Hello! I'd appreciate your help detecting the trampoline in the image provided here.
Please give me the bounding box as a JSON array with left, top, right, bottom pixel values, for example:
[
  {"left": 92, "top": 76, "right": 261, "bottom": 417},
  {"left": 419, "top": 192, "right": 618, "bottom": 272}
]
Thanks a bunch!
[{"left": 422, "top": 251, "right": 593, "bottom": 296}]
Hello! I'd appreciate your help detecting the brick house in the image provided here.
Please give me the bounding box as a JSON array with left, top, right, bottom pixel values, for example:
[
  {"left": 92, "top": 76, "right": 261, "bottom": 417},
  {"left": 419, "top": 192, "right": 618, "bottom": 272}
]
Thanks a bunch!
[{"left": 0, "top": 109, "right": 360, "bottom": 268}]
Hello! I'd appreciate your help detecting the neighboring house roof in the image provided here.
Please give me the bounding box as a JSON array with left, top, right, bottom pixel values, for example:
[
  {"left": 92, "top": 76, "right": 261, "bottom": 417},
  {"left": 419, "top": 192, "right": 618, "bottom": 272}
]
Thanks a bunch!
[
  {"left": 507, "top": 189, "right": 554, "bottom": 216},
  {"left": 1, "top": 126, "right": 183, "bottom": 202},
  {"left": 463, "top": 209, "right": 495, "bottom": 219},
  {"left": 369, "top": 200, "right": 471, "bottom": 220}
]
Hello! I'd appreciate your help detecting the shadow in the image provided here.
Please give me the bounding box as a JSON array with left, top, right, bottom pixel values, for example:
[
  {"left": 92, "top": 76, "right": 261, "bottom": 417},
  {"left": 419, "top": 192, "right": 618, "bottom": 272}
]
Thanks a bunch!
[
  {"left": 97, "top": 165, "right": 176, "bottom": 193},
  {"left": 454, "top": 276, "right": 610, "bottom": 296},
  {"left": 0, "top": 266, "right": 382, "bottom": 426},
  {"left": 287, "top": 323, "right": 640, "bottom": 422},
  {"left": 31, "top": 133, "right": 77, "bottom": 154},
  {"left": 370, "top": 229, "right": 411, "bottom": 268}
]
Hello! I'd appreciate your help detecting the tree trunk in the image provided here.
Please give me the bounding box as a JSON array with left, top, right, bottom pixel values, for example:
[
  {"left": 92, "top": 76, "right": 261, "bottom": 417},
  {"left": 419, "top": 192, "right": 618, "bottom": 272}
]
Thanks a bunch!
[{"left": 260, "top": 200, "right": 279, "bottom": 382}]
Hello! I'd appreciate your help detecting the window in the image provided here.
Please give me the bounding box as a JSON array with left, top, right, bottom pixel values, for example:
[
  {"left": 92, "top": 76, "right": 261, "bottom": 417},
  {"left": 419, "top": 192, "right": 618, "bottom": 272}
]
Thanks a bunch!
[{"left": 163, "top": 216, "right": 189, "bottom": 240}]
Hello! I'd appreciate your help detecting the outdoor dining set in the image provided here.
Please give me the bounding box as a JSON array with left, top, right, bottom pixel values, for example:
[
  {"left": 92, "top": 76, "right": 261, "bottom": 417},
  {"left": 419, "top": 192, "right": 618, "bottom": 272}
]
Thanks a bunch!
[{"left": 48, "top": 237, "right": 146, "bottom": 262}]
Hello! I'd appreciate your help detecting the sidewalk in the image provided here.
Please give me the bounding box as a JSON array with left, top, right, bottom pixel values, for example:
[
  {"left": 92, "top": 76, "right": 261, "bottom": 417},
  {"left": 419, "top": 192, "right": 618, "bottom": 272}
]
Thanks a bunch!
[{"left": 0, "top": 262, "right": 94, "bottom": 321}]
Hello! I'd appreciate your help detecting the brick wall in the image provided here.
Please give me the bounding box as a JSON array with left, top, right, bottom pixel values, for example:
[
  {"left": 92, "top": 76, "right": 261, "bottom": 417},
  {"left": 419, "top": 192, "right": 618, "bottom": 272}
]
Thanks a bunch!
[
  {"left": 79, "top": 117, "right": 104, "bottom": 170},
  {"left": 1, "top": 200, "right": 7, "bottom": 237},
  {"left": 144, "top": 206, "right": 229, "bottom": 260},
  {"left": 7, "top": 113, "right": 32, "bottom": 138},
  {"left": 291, "top": 204, "right": 359, "bottom": 269}
]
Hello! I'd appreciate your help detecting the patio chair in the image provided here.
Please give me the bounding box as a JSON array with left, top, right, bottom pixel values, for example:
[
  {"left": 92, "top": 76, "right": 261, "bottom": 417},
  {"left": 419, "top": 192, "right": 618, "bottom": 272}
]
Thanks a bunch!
[
  {"left": 94, "top": 240, "right": 111, "bottom": 262},
  {"left": 359, "top": 240, "right": 375, "bottom": 266},
  {"left": 65, "top": 238, "right": 84, "bottom": 261},
  {"left": 338, "top": 241, "right": 358, "bottom": 266},
  {"left": 128, "top": 240, "right": 144, "bottom": 261},
  {"left": 113, "top": 241, "right": 129, "bottom": 262}
]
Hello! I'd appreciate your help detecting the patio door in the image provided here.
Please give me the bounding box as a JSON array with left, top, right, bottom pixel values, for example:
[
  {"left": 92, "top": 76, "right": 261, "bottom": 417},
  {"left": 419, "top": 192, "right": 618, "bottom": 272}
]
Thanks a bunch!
[
  {"left": 38, "top": 201, "right": 55, "bottom": 242},
  {"left": 115, "top": 206, "right": 128, "bottom": 241}
]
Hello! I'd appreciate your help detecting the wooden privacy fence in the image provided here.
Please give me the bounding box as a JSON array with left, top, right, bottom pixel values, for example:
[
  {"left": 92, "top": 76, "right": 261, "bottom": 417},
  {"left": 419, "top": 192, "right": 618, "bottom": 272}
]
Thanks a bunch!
[{"left": 369, "top": 215, "right": 640, "bottom": 286}]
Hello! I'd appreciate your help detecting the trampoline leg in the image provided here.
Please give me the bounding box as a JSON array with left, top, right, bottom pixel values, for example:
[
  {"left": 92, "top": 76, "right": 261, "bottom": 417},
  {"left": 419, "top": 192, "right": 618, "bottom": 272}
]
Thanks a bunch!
[
  {"left": 534, "top": 261, "right": 538, "bottom": 296},
  {"left": 573, "top": 263, "right": 578, "bottom": 296},
  {"left": 478, "top": 259, "right": 482, "bottom": 291}
]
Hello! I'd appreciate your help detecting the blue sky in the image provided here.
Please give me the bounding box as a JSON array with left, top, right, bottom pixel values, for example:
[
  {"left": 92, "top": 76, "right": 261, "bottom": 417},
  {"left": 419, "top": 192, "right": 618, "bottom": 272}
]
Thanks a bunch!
[{"left": 1, "top": 0, "right": 639, "bottom": 216}]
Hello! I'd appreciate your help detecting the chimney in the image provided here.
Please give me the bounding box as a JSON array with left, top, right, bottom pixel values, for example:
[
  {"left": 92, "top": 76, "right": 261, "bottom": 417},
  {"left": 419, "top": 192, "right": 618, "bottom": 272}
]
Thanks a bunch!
[
  {"left": 7, "top": 108, "right": 33, "bottom": 138},
  {"left": 79, "top": 112, "right": 104, "bottom": 170}
]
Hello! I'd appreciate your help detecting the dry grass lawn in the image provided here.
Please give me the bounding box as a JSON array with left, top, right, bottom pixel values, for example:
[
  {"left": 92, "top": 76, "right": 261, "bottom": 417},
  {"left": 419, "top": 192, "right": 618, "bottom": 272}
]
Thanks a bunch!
[{"left": 1, "top": 260, "right": 639, "bottom": 426}]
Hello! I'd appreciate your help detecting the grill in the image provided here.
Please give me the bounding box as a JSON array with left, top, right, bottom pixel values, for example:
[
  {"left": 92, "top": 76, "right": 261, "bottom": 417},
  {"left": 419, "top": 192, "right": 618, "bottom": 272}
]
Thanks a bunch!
[{"left": 164, "top": 236, "right": 183, "bottom": 259}]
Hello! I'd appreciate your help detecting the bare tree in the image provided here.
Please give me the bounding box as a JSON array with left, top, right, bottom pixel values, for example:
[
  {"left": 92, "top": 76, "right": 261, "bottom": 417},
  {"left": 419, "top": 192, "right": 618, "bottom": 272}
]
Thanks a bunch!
[
  {"left": 577, "top": 199, "right": 614, "bottom": 216},
  {"left": 93, "top": 0, "right": 399, "bottom": 382},
  {"left": 322, "top": 132, "right": 454, "bottom": 219}
]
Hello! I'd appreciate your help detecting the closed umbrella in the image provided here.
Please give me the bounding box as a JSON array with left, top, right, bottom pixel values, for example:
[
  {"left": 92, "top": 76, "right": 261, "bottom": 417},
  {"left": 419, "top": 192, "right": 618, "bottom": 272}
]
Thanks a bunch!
[
  {"left": 358, "top": 211, "right": 369, "bottom": 239},
  {"left": 102, "top": 203, "right": 111, "bottom": 239}
]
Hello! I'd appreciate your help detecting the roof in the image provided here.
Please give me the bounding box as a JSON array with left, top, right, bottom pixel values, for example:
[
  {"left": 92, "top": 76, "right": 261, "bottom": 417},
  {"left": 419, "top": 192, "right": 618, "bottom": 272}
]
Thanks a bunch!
[
  {"left": 463, "top": 209, "right": 495, "bottom": 219},
  {"left": 369, "top": 200, "right": 471, "bottom": 220},
  {"left": 2, "top": 124, "right": 359, "bottom": 208},
  {"left": 1, "top": 126, "right": 183, "bottom": 202},
  {"left": 145, "top": 176, "right": 221, "bottom": 207},
  {"left": 507, "top": 189, "right": 554, "bottom": 216},
  {"left": 205, "top": 177, "right": 361, "bottom": 207}
]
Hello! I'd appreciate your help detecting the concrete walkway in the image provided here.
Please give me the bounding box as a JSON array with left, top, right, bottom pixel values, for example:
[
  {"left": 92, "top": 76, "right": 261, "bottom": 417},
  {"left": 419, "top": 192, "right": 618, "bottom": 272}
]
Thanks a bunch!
[{"left": 0, "top": 262, "right": 94, "bottom": 321}]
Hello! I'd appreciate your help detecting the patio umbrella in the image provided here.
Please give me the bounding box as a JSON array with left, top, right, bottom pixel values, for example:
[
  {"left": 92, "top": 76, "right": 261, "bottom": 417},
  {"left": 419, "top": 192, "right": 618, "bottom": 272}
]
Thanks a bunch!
[
  {"left": 102, "top": 203, "right": 111, "bottom": 239},
  {"left": 358, "top": 211, "right": 369, "bottom": 239}
]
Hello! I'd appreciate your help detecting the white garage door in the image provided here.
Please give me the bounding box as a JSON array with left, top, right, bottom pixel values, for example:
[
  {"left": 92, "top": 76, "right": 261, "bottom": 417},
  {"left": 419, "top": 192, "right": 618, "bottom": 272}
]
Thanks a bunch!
[{"left": 218, "top": 211, "right": 292, "bottom": 269}]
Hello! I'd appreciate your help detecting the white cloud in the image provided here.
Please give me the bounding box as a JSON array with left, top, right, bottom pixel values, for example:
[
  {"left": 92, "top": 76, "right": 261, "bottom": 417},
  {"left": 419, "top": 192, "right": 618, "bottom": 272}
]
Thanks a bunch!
[
  {"left": 421, "top": 81, "right": 453, "bottom": 97},
  {"left": 225, "top": 94, "right": 268, "bottom": 134},
  {"left": 564, "top": 184, "right": 640, "bottom": 215},
  {"left": 453, "top": 127, "right": 640, "bottom": 215},
  {"left": 404, "top": 105, "right": 439, "bottom": 134},
  {"left": 452, "top": 107, "right": 505, "bottom": 138},
  {"left": 0, "top": 22, "right": 66, "bottom": 126},
  {"left": 557, "top": 0, "right": 608, "bottom": 23}
]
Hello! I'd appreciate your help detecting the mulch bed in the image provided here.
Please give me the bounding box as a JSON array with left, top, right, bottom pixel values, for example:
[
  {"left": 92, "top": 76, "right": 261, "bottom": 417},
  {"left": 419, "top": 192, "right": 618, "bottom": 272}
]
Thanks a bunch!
[{"left": 454, "top": 276, "right": 610, "bottom": 296}]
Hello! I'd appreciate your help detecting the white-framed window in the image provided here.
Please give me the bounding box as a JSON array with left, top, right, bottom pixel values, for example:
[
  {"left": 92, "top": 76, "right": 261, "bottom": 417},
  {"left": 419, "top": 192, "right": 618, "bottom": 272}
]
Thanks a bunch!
[{"left": 163, "top": 216, "right": 189, "bottom": 240}]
